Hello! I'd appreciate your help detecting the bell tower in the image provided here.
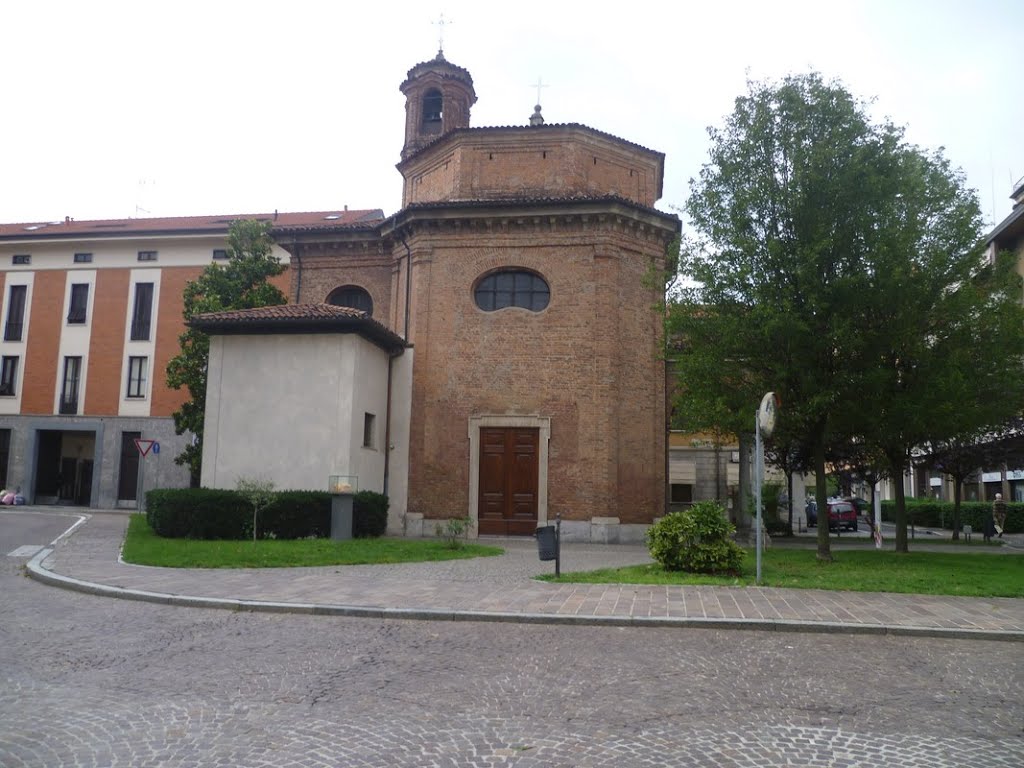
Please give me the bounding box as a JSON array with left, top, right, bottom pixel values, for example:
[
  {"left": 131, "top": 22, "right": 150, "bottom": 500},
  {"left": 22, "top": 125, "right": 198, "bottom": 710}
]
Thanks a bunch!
[{"left": 399, "top": 51, "right": 477, "bottom": 160}]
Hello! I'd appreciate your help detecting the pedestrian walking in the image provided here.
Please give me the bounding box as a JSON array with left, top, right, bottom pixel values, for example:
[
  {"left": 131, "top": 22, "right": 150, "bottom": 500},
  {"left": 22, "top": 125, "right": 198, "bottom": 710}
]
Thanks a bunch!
[{"left": 993, "top": 493, "right": 1008, "bottom": 539}]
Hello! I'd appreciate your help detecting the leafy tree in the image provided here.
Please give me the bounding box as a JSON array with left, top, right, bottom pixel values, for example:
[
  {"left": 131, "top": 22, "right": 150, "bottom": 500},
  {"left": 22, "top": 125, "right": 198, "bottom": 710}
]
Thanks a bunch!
[
  {"left": 237, "top": 476, "right": 277, "bottom": 544},
  {"left": 166, "top": 220, "right": 286, "bottom": 482},
  {"left": 673, "top": 73, "right": 907, "bottom": 561},
  {"left": 855, "top": 232, "right": 1024, "bottom": 550},
  {"left": 670, "top": 72, "right": 1024, "bottom": 558},
  {"left": 919, "top": 375, "right": 1024, "bottom": 539}
]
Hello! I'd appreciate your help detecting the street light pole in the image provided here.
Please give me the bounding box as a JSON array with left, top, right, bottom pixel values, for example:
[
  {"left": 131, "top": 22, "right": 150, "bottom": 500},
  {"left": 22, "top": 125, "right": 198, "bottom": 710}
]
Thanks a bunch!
[{"left": 754, "top": 411, "right": 763, "bottom": 585}]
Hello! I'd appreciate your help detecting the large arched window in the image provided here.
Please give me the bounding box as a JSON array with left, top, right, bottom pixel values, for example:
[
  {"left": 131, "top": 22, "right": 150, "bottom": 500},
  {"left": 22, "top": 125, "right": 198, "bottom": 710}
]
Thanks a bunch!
[
  {"left": 474, "top": 270, "right": 550, "bottom": 312},
  {"left": 327, "top": 285, "right": 373, "bottom": 316}
]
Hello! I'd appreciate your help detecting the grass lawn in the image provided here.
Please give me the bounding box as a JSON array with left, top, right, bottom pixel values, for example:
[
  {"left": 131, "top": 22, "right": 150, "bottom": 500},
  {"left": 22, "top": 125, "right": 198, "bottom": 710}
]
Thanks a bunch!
[
  {"left": 778, "top": 536, "right": 1004, "bottom": 548},
  {"left": 539, "top": 547, "right": 1024, "bottom": 598},
  {"left": 122, "top": 515, "right": 504, "bottom": 568}
]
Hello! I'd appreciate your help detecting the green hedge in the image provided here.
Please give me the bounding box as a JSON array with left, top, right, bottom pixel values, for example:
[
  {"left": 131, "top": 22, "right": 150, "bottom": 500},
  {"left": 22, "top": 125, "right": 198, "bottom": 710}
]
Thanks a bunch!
[
  {"left": 145, "top": 488, "right": 389, "bottom": 539},
  {"left": 879, "top": 499, "right": 1022, "bottom": 533},
  {"left": 352, "top": 490, "right": 389, "bottom": 538}
]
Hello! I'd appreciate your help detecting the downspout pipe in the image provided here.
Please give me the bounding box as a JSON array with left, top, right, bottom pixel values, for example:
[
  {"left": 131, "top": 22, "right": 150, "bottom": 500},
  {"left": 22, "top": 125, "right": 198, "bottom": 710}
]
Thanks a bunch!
[
  {"left": 398, "top": 233, "right": 412, "bottom": 340},
  {"left": 294, "top": 244, "right": 304, "bottom": 303},
  {"left": 383, "top": 348, "right": 400, "bottom": 497}
]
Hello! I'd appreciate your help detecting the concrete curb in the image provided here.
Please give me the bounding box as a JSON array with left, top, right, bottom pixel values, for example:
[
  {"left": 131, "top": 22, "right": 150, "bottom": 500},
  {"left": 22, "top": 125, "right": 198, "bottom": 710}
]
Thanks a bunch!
[{"left": 25, "top": 548, "right": 1024, "bottom": 642}]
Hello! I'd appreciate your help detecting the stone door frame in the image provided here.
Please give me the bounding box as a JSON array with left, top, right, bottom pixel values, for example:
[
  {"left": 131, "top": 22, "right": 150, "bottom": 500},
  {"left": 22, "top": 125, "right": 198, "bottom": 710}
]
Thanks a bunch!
[{"left": 468, "top": 414, "right": 550, "bottom": 537}]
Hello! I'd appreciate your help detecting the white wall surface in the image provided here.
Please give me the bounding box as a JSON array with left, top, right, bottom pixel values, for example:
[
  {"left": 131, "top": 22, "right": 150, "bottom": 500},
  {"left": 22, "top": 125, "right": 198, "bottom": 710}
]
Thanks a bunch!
[
  {"left": 1, "top": 237, "right": 291, "bottom": 271},
  {"left": 384, "top": 348, "right": 413, "bottom": 534},
  {"left": 201, "top": 332, "right": 393, "bottom": 494}
]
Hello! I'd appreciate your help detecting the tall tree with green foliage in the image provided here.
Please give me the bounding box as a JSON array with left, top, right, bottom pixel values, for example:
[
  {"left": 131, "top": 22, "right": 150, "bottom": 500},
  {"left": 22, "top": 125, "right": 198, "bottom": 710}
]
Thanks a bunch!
[
  {"left": 166, "top": 220, "right": 286, "bottom": 482},
  {"left": 670, "top": 72, "right": 1021, "bottom": 559},
  {"left": 857, "top": 244, "right": 1024, "bottom": 551},
  {"left": 926, "top": 417, "right": 1024, "bottom": 541}
]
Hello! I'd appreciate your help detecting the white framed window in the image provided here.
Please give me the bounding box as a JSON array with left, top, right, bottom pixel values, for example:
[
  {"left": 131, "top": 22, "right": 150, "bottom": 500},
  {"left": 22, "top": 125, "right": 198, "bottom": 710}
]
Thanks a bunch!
[
  {"left": 60, "top": 356, "right": 82, "bottom": 414},
  {"left": 130, "top": 283, "right": 154, "bottom": 340},
  {"left": 0, "top": 356, "right": 18, "bottom": 396},
  {"left": 127, "top": 356, "right": 148, "bottom": 399},
  {"left": 67, "top": 284, "right": 89, "bottom": 324}
]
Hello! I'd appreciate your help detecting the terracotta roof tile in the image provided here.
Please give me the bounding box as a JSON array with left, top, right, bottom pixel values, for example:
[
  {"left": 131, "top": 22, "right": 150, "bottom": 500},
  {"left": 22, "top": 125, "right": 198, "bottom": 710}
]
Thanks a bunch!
[
  {"left": 189, "top": 303, "right": 407, "bottom": 354},
  {"left": 0, "top": 210, "right": 385, "bottom": 240},
  {"left": 194, "top": 304, "right": 366, "bottom": 323}
]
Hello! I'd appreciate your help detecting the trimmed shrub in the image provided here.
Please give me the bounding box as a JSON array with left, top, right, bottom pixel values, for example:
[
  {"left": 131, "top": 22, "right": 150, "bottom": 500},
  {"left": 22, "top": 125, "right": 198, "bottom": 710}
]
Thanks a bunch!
[
  {"left": 646, "top": 500, "right": 745, "bottom": 575},
  {"left": 147, "top": 488, "right": 249, "bottom": 539},
  {"left": 266, "top": 491, "right": 331, "bottom": 539},
  {"left": 144, "top": 487, "right": 388, "bottom": 539},
  {"left": 353, "top": 490, "right": 389, "bottom": 538}
]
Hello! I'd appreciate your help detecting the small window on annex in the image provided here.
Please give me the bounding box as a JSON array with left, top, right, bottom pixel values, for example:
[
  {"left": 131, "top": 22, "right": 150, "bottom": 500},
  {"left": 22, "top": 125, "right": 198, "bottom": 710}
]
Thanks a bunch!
[
  {"left": 363, "top": 412, "right": 376, "bottom": 449},
  {"left": 474, "top": 269, "right": 550, "bottom": 312},
  {"left": 327, "top": 286, "right": 373, "bottom": 317}
]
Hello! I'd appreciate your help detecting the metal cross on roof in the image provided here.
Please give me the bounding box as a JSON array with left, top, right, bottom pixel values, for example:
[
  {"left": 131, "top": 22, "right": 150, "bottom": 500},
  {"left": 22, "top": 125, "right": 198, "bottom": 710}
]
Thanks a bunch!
[
  {"left": 532, "top": 76, "right": 549, "bottom": 107},
  {"left": 434, "top": 13, "right": 451, "bottom": 55}
]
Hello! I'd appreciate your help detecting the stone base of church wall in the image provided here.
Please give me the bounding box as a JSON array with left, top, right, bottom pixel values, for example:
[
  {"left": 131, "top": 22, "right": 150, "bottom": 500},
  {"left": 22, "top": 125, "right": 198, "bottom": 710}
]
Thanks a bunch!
[
  {"left": 559, "top": 518, "right": 649, "bottom": 544},
  {"left": 403, "top": 514, "right": 650, "bottom": 544}
]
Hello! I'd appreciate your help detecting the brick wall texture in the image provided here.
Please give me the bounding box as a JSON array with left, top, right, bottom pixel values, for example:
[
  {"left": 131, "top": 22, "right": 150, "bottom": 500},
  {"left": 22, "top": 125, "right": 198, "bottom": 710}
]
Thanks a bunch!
[
  {"left": 276, "top": 62, "right": 680, "bottom": 527},
  {"left": 84, "top": 268, "right": 130, "bottom": 415},
  {"left": 403, "top": 217, "right": 670, "bottom": 524},
  {"left": 291, "top": 206, "right": 675, "bottom": 525}
]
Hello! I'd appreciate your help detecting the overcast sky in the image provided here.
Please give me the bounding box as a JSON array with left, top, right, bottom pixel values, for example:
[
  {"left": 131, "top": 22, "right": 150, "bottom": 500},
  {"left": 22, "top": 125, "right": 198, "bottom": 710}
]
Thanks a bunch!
[{"left": 3, "top": 0, "right": 1021, "bottom": 231}]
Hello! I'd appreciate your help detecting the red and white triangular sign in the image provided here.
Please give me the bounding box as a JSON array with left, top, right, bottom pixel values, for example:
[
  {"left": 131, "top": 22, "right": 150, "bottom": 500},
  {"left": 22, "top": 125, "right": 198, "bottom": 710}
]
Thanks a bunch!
[{"left": 133, "top": 438, "right": 156, "bottom": 457}]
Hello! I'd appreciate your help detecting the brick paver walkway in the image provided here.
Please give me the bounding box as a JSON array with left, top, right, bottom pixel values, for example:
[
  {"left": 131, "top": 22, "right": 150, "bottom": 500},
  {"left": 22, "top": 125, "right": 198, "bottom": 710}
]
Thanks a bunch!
[{"left": 24, "top": 511, "right": 1024, "bottom": 638}]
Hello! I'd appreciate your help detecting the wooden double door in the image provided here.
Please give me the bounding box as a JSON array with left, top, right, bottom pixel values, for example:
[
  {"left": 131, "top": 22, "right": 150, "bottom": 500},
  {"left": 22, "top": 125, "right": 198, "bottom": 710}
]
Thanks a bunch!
[{"left": 478, "top": 427, "right": 539, "bottom": 536}]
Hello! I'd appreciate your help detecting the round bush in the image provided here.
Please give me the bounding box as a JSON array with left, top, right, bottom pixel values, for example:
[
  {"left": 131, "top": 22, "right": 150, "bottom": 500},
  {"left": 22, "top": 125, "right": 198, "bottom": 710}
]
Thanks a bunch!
[{"left": 646, "top": 501, "right": 745, "bottom": 575}]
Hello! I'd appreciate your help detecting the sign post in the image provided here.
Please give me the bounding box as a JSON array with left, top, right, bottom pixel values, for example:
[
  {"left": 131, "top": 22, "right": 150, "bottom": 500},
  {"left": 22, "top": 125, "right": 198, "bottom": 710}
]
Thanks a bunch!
[
  {"left": 755, "top": 392, "right": 778, "bottom": 585},
  {"left": 133, "top": 439, "right": 158, "bottom": 512}
]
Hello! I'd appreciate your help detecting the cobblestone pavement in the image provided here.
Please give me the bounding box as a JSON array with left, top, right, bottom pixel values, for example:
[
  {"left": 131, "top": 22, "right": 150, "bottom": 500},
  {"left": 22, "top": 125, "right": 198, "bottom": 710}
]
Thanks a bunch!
[
  {"left": 27, "top": 512, "right": 1024, "bottom": 637},
  {"left": 2, "top": 551, "right": 1023, "bottom": 767}
]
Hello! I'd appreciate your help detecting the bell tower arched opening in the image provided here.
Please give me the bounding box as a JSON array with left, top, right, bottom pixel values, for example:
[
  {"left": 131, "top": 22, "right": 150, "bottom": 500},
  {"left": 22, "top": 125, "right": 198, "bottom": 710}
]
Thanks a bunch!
[{"left": 399, "top": 52, "right": 476, "bottom": 160}]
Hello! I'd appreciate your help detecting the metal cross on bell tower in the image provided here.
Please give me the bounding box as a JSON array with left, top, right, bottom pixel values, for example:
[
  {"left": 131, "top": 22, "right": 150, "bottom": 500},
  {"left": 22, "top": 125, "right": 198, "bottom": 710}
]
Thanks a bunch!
[
  {"left": 529, "top": 77, "right": 549, "bottom": 125},
  {"left": 433, "top": 12, "right": 451, "bottom": 57}
]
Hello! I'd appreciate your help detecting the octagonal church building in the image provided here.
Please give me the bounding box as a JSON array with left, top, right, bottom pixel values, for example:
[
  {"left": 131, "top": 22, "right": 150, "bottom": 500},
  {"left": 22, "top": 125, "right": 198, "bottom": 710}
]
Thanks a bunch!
[{"left": 196, "top": 51, "right": 681, "bottom": 541}]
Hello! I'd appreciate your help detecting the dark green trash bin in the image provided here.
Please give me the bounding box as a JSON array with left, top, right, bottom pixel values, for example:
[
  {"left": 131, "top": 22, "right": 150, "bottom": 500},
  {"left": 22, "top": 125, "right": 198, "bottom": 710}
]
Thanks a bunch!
[{"left": 536, "top": 525, "right": 557, "bottom": 561}]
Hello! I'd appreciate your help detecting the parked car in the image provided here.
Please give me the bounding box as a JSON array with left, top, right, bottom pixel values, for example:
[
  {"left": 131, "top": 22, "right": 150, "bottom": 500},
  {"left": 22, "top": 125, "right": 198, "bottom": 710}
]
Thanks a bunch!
[
  {"left": 806, "top": 499, "right": 859, "bottom": 531},
  {"left": 844, "top": 496, "right": 870, "bottom": 516},
  {"left": 826, "top": 500, "right": 859, "bottom": 532}
]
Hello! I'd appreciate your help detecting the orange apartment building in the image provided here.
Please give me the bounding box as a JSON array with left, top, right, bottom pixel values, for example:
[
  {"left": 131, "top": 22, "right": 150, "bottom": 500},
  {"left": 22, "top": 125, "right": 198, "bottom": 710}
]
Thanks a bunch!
[{"left": 0, "top": 210, "right": 381, "bottom": 507}]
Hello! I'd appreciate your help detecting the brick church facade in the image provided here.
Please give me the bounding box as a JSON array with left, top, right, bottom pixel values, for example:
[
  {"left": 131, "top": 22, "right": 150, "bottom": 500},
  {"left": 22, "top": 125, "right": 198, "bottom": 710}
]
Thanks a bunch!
[{"left": 197, "top": 51, "right": 683, "bottom": 540}]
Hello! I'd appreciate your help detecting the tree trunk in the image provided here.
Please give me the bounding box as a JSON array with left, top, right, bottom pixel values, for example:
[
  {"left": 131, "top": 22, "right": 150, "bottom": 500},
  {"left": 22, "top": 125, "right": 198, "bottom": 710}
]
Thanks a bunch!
[
  {"left": 951, "top": 476, "right": 962, "bottom": 541},
  {"left": 894, "top": 475, "right": 908, "bottom": 553},
  {"left": 786, "top": 470, "right": 794, "bottom": 535},
  {"left": 815, "top": 440, "right": 832, "bottom": 562},
  {"left": 737, "top": 432, "right": 753, "bottom": 534}
]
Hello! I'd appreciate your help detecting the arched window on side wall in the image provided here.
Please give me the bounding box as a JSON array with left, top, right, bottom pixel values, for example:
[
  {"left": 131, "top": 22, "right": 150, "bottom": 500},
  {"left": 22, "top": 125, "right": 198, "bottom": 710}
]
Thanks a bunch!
[{"left": 327, "top": 285, "right": 373, "bottom": 317}]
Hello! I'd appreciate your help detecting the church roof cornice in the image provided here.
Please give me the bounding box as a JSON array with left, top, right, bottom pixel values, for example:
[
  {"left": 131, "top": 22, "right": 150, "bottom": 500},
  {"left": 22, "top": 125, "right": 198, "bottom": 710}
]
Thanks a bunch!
[{"left": 391, "top": 193, "right": 678, "bottom": 225}]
